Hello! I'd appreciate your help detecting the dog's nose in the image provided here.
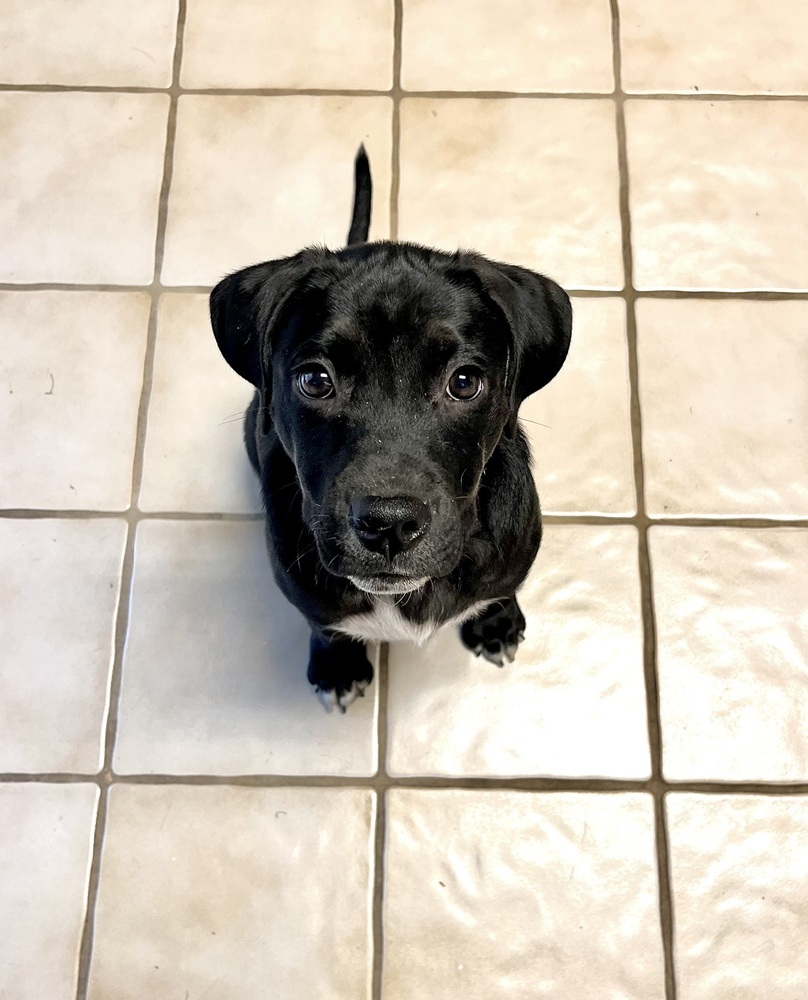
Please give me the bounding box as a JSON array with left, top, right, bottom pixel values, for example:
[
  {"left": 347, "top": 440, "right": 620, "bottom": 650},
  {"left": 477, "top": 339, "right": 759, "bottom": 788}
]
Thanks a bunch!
[{"left": 349, "top": 495, "right": 431, "bottom": 559}]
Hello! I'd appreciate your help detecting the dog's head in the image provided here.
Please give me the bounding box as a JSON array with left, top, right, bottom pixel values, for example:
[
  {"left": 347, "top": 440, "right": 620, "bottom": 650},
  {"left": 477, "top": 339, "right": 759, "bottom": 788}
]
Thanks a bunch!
[{"left": 210, "top": 243, "right": 571, "bottom": 595}]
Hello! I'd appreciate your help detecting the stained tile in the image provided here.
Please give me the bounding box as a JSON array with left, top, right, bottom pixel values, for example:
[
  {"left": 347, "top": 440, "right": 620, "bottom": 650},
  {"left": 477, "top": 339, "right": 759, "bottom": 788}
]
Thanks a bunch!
[
  {"left": 181, "top": 0, "right": 393, "bottom": 88},
  {"left": 0, "top": 0, "right": 177, "bottom": 86},
  {"left": 637, "top": 299, "right": 808, "bottom": 517},
  {"left": 651, "top": 527, "right": 808, "bottom": 782},
  {"left": 387, "top": 526, "right": 649, "bottom": 778},
  {"left": 0, "top": 93, "right": 169, "bottom": 283},
  {"left": 0, "top": 292, "right": 149, "bottom": 509},
  {"left": 383, "top": 790, "right": 664, "bottom": 999},
  {"left": 522, "top": 296, "right": 635, "bottom": 515},
  {"left": 0, "top": 519, "right": 125, "bottom": 772},
  {"left": 162, "top": 96, "right": 392, "bottom": 286},
  {"left": 0, "top": 784, "right": 97, "bottom": 1000},
  {"left": 399, "top": 98, "right": 622, "bottom": 289},
  {"left": 626, "top": 100, "right": 808, "bottom": 290},
  {"left": 620, "top": 0, "right": 808, "bottom": 95},
  {"left": 401, "top": 0, "right": 613, "bottom": 93},
  {"left": 140, "top": 294, "right": 261, "bottom": 513},
  {"left": 88, "top": 785, "right": 373, "bottom": 1000},
  {"left": 668, "top": 794, "right": 808, "bottom": 999},
  {"left": 114, "top": 520, "right": 377, "bottom": 775}
]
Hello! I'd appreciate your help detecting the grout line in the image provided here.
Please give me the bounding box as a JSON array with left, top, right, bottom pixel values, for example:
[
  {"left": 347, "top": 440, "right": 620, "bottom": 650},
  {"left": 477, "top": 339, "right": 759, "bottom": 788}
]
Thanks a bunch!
[
  {"left": 72, "top": 3, "right": 189, "bottom": 998},
  {"left": 5, "top": 282, "right": 808, "bottom": 298},
  {"left": 371, "top": 642, "right": 391, "bottom": 1000},
  {"left": 388, "top": 0, "right": 404, "bottom": 241},
  {"left": 372, "top": 9, "right": 401, "bottom": 994},
  {"left": 3, "top": 507, "right": 808, "bottom": 528},
  {"left": 5, "top": 82, "right": 808, "bottom": 101},
  {"left": 609, "top": 2, "right": 677, "bottom": 998},
  {"left": 4, "top": 769, "right": 808, "bottom": 795}
]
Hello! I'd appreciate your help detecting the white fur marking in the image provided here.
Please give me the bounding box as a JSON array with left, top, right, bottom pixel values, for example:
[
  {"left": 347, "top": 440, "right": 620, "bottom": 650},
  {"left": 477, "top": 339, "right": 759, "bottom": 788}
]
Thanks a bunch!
[{"left": 334, "top": 597, "right": 495, "bottom": 645}]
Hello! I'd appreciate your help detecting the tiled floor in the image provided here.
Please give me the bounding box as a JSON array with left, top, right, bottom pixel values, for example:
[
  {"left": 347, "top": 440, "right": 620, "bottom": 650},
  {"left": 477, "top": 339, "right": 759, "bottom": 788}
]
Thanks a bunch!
[{"left": 1, "top": 1, "right": 807, "bottom": 998}]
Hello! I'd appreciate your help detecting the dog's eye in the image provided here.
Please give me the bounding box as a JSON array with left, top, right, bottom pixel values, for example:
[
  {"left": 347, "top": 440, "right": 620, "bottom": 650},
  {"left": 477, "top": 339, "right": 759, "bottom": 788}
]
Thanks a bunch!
[
  {"left": 446, "top": 367, "right": 483, "bottom": 401},
  {"left": 297, "top": 367, "right": 334, "bottom": 400}
]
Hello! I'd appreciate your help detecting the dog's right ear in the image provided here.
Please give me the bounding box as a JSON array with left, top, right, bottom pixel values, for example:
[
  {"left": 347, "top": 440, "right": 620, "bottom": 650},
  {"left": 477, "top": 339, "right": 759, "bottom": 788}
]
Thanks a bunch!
[{"left": 209, "top": 250, "right": 324, "bottom": 388}]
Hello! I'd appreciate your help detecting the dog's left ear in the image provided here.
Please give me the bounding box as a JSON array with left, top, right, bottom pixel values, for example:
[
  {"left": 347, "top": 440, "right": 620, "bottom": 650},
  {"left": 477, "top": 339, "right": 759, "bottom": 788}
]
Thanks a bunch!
[{"left": 464, "top": 257, "right": 572, "bottom": 436}]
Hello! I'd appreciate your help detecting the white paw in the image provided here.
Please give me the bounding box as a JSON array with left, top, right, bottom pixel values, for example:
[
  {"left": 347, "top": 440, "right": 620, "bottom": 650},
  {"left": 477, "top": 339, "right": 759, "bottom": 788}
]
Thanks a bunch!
[{"left": 315, "top": 678, "right": 369, "bottom": 714}]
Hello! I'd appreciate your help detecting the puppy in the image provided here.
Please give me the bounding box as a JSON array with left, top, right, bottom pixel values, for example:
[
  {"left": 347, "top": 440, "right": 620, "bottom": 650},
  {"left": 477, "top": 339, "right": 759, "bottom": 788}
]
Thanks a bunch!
[{"left": 210, "top": 147, "right": 572, "bottom": 711}]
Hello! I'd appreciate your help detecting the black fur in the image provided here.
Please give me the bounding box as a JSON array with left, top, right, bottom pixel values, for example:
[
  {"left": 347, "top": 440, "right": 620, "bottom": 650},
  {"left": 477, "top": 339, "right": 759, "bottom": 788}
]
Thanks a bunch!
[{"left": 210, "top": 149, "right": 571, "bottom": 711}]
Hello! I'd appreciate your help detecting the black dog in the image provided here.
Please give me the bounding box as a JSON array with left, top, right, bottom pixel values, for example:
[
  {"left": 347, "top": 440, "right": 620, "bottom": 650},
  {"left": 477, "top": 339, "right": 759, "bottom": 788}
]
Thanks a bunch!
[{"left": 210, "top": 147, "right": 571, "bottom": 711}]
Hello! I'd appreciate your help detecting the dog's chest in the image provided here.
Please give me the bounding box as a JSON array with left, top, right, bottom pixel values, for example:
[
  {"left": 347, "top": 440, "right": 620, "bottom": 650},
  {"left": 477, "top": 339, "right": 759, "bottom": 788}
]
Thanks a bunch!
[{"left": 334, "top": 597, "right": 493, "bottom": 646}]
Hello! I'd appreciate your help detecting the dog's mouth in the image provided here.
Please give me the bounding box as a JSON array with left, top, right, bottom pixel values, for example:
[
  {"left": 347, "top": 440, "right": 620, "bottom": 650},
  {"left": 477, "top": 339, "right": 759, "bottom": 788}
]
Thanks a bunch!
[{"left": 348, "top": 573, "right": 429, "bottom": 596}]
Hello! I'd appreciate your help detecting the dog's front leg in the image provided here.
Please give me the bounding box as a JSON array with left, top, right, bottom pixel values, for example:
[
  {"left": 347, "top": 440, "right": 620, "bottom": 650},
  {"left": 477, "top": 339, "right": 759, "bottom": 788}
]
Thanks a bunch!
[
  {"left": 308, "top": 629, "right": 374, "bottom": 713},
  {"left": 460, "top": 596, "right": 526, "bottom": 667}
]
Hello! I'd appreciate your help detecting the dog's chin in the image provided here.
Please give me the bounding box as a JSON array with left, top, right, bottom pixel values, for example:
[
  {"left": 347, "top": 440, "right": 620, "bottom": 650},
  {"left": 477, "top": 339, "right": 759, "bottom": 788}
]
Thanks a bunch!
[{"left": 348, "top": 574, "right": 429, "bottom": 596}]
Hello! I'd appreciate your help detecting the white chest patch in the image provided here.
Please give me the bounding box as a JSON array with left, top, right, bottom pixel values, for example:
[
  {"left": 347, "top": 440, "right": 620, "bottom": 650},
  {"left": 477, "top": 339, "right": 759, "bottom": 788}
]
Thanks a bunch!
[{"left": 334, "top": 597, "right": 495, "bottom": 646}]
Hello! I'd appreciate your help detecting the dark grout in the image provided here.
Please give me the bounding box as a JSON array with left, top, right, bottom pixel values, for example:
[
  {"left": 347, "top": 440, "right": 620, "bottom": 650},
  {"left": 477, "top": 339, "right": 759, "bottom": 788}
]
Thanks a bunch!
[
  {"left": 3, "top": 508, "right": 807, "bottom": 527},
  {"left": 4, "top": 81, "right": 808, "bottom": 101},
  {"left": 72, "top": 3, "right": 190, "bottom": 998},
  {"left": 609, "top": 2, "right": 677, "bottom": 997},
  {"left": 4, "top": 770, "right": 808, "bottom": 795}
]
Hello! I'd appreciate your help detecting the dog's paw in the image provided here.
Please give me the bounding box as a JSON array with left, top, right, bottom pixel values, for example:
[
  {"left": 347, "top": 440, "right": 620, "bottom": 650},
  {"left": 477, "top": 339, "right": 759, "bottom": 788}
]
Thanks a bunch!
[
  {"left": 308, "top": 637, "right": 374, "bottom": 714},
  {"left": 460, "top": 598, "right": 526, "bottom": 668},
  {"left": 315, "top": 677, "right": 371, "bottom": 714}
]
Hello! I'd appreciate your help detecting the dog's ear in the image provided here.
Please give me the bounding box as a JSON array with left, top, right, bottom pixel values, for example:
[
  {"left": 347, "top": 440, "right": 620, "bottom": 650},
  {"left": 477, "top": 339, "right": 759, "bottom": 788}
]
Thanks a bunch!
[
  {"left": 209, "top": 249, "right": 324, "bottom": 387},
  {"left": 458, "top": 256, "right": 572, "bottom": 436}
]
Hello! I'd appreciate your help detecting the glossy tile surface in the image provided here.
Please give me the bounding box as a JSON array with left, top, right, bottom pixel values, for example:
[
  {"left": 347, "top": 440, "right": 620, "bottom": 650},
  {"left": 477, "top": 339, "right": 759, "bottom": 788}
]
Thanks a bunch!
[
  {"left": 620, "top": 0, "right": 808, "bottom": 94},
  {"left": 384, "top": 790, "right": 664, "bottom": 999},
  {"left": 89, "top": 785, "right": 374, "bottom": 1000},
  {"left": 0, "top": 783, "right": 97, "bottom": 1000},
  {"left": 181, "top": 0, "right": 393, "bottom": 89},
  {"left": 0, "top": 519, "right": 125, "bottom": 772},
  {"left": 0, "top": 292, "right": 149, "bottom": 509},
  {"left": 523, "top": 296, "right": 635, "bottom": 515},
  {"left": 627, "top": 100, "right": 808, "bottom": 290},
  {"left": 399, "top": 98, "right": 623, "bottom": 288},
  {"left": 401, "top": 0, "right": 613, "bottom": 93},
  {"left": 668, "top": 794, "right": 808, "bottom": 999},
  {"left": 651, "top": 527, "right": 808, "bottom": 782},
  {"left": 162, "top": 95, "right": 392, "bottom": 285},
  {"left": 114, "top": 520, "right": 378, "bottom": 775},
  {"left": 387, "top": 526, "right": 649, "bottom": 778},
  {"left": 0, "top": 0, "right": 178, "bottom": 86},
  {"left": 0, "top": 93, "right": 169, "bottom": 283},
  {"left": 637, "top": 299, "right": 808, "bottom": 517},
  {"left": 140, "top": 293, "right": 262, "bottom": 513}
]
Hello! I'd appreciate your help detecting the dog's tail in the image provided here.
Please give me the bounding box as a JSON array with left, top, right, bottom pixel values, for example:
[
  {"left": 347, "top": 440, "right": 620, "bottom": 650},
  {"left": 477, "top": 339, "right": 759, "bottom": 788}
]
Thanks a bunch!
[{"left": 346, "top": 144, "right": 372, "bottom": 245}]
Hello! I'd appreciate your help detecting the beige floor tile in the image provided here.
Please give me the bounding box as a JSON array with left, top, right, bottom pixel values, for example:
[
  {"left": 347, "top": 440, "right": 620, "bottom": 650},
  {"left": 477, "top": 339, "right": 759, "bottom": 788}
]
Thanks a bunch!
[
  {"left": 620, "top": 0, "right": 808, "bottom": 95},
  {"left": 522, "top": 296, "right": 635, "bottom": 515},
  {"left": 0, "top": 0, "right": 177, "bottom": 86},
  {"left": 651, "top": 528, "right": 808, "bottom": 782},
  {"left": 401, "top": 0, "right": 613, "bottom": 93},
  {"left": 626, "top": 100, "right": 808, "bottom": 290},
  {"left": 88, "top": 785, "right": 373, "bottom": 1000},
  {"left": 398, "top": 98, "right": 622, "bottom": 289},
  {"left": 668, "top": 794, "right": 808, "bottom": 999},
  {"left": 387, "top": 526, "right": 649, "bottom": 778},
  {"left": 114, "top": 520, "right": 377, "bottom": 776},
  {"left": 162, "top": 95, "right": 392, "bottom": 286},
  {"left": 637, "top": 299, "right": 808, "bottom": 517},
  {"left": 0, "top": 93, "right": 169, "bottom": 283},
  {"left": 383, "top": 790, "right": 664, "bottom": 1000},
  {"left": 0, "top": 520, "right": 125, "bottom": 772},
  {"left": 0, "top": 783, "right": 97, "bottom": 1000},
  {"left": 140, "top": 294, "right": 262, "bottom": 513},
  {"left": 0, "top": 292, "right": 149, "bottom": 509},
  {"left": 181, "top": 0, "right": 393, "bottom": 89}
]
